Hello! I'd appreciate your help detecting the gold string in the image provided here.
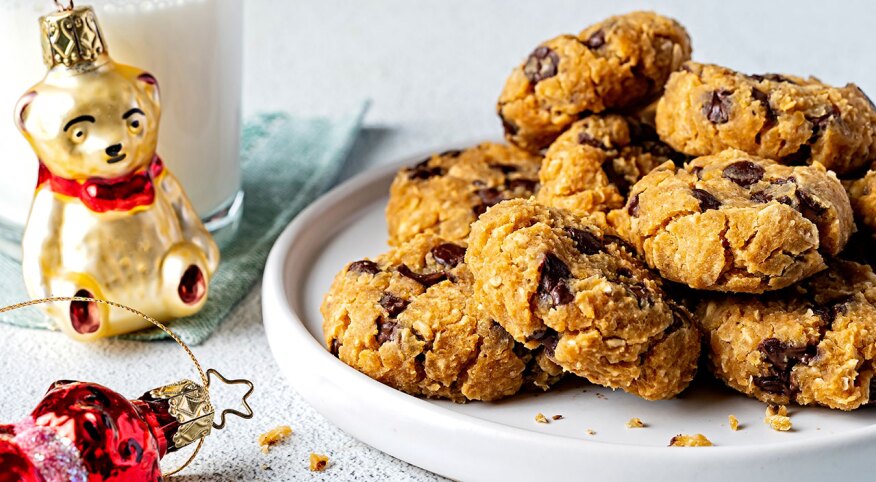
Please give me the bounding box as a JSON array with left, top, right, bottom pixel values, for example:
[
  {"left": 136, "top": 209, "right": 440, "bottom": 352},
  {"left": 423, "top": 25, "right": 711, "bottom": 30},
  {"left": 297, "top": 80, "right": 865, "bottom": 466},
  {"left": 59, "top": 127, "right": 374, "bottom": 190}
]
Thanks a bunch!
[{"left": 0, "top": 296, "right": 206, "bottom": 477}]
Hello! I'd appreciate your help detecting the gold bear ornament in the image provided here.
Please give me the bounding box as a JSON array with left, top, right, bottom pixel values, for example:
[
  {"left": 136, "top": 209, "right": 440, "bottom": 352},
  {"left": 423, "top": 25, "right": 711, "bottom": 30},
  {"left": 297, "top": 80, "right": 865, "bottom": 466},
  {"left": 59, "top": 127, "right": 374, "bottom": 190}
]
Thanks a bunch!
[{"left": 14, "top": 5, "right": 220, "bottom": 340}]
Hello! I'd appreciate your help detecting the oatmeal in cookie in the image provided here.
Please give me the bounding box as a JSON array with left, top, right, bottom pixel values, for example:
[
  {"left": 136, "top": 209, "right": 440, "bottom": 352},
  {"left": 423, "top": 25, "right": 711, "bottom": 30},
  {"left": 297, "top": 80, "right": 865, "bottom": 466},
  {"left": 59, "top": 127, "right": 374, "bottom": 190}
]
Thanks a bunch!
[
  {"left": 386, "top": 143, "right": 541, "bottom": 246},
  {"left": 466, "top": 199, "right": 700, "bottom": 400},
  {"left": 621, "top": 149, "right": 853, "bottom": 292},
  {"left": 537, "top": 114, "right": 686, "bottom": 216},
  {"left": 698, "top": 260, "right": 876, "bottom": 410},
  {"left": 498, "top": 11, "right": 691, "bottom": 152},
  {"left": 321, "top": 234, "right": 562, "bottom": 402},
  {"left": 656, "top": 62, "right": 876, "bottom": 175}
]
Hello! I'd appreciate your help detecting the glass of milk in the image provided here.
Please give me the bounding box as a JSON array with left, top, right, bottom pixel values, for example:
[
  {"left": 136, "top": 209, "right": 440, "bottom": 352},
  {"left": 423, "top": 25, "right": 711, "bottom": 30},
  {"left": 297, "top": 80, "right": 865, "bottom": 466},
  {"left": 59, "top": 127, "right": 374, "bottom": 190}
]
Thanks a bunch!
[{"left": 0, "top": 0, "right": 244, "bottom": 255}]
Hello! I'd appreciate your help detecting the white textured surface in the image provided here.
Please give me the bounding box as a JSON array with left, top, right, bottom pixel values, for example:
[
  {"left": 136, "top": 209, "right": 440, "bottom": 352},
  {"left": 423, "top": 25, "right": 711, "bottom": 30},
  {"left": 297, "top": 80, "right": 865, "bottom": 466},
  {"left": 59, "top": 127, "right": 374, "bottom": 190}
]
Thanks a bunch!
[{"left": 1, "top": 1, "right": 875, "bottom": 480}]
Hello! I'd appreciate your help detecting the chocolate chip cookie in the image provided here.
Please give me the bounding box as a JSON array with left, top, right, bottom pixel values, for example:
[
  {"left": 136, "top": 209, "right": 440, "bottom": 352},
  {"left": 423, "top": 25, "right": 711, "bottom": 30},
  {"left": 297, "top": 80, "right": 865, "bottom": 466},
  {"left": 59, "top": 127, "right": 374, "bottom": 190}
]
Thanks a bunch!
[
  {"left": 466, "top": 199, "right": 700, "bottom": 400},
  {"left": 656, "top": 62, "right": 876, "bottom": 175},
  {"left": 698, "top": 259, "right": 876, "bottom": 410},
  {"left": 386, "top": 143, "right": 541, "bottom": 246},
  {"left": 321, "top": 234, "right": 562, "bottom": 402},
  {"left": 536, "top": 114, "right": 686, "bottom": 216},
  {"left": 622, "top": 149, "right": 854, "bottom": 293},
  {"left": 497, "top": 11, "right": 691, "bottom": 152}
]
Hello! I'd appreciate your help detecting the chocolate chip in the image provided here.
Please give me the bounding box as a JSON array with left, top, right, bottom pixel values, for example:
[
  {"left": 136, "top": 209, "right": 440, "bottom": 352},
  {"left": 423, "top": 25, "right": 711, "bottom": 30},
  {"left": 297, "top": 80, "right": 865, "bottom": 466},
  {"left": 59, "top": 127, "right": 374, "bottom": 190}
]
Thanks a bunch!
[
  {"left": 797, "top": 190, "right": 827, "bottom": 215},
  {"left": 472, "top": 204, "right": 488, "bottom": 216},
  {"left": 750, "top": 73, "right": 791, "bottom": 83},
  {"left": 722, "top": 161, "right": 765, "bottom": 187},
  {"left": 754, "top": 337, "right": 818, "bottom": 396},
  {"left": 578, "top": 132, "right": 605, "bottom": 148},
  {"left": 627, "top": 283, "right": 650, "bottom": 307},
  {"left": 529, "top": 328, "right": 560, "bottom": 356},
  {"left": 584, "top": 30, "right": 605, "bottom": 49},
  {"left": 751, "top": 88, "right": 777, "bottom": 128},
  {"left": 499, "top": 111, "right": 519, "bottom": 136},
  {"left": 759, "top": 338, "right": 816, "bottom": 373},
  {"left": 752, "top": 375, "right": 788, "bottom": 395},
  {"left": 431, "top": 243, "right": 466, "bottom": 268},
  {"left": 812, "top": 297, "right": 850, "bottom": 326},
  {"left": 376, "top": 317, "right": 397, "bottom": 344},
  {"left": 691, "top": 188, "right": 721, "bottom": 211},
  {"left": 537, "top": 254, "right": 574, "bottom": 307},
  {"left": 807, "top": 105, "right": 841, "bottom": 142},
  {"left": 397, "top": 264, "right": 447, "bottom": 287},
  {"left": 627, "top": 193, "right": 641, "bottom": 217},
  {"left": 564, "top": 227, "right": 603, "bottom": 255},
  {"left": 506, "top": 179, "right": 538, "bottom": 192},
  {"left": 703, "top": 90, "right": 732, "bottom": 124},
  {"left": 691, "top": 166, "right": 703, "bottom": 180},
  {"left": 379, "top": 292, "right": 409, "bottom": 318},
  {"left": 476, "top": 187, "right": 505, "bottom": 207},
  {"left": 602, "top": 158, "right": 631, "bottom": 196},
  {"left": 524, "top": 46, "right": 560, "bottom": 84},
  {"left": 781, "top": 144, "right": 811, "bottom": 166},
  {"left": 494, "top": 163, "right": 518, "bottom": 174},
  {"left": 750, "top": 191, "right": 773, "bottom": 204},
  {"left": 408, "top": 159, "right": 445, "bottom": 180},
  {"left": 330, "top": 339, "right": 341, "bottom": 357},
  {"left": 349, "top": 260, "right": 380, "bottom": 275},
  {"left": 617, "top": 267, "right": 633, "bottom": 278}
]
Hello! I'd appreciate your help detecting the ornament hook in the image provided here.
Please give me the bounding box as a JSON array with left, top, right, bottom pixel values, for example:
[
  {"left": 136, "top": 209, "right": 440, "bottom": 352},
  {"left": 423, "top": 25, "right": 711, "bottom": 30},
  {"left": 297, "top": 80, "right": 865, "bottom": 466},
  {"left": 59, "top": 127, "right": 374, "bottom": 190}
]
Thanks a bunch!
[
  {"left": 53, "top": 0, "right": 74, "bottom": 11},
  {"left": 206, "top": 368, "right": 255, "bottom": 429}
]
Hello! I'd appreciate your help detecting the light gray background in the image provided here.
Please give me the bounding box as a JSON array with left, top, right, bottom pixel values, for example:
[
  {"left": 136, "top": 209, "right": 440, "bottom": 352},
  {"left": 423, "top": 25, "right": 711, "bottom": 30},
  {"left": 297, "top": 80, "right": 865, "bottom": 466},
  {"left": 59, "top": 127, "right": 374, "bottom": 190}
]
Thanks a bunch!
[{"left": 1, "top": 1, "right": 874, "bottom": 480}]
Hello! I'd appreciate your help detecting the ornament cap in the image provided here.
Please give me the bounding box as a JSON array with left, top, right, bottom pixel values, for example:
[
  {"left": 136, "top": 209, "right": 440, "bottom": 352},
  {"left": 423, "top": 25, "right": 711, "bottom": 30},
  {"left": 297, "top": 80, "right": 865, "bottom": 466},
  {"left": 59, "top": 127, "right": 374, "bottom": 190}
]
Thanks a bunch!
[
  {"left": 39, "top": 5, "right": 108, "bottom": 70},
  {"left": 142, "top": 379, "right": 215, "bottom": 451}
]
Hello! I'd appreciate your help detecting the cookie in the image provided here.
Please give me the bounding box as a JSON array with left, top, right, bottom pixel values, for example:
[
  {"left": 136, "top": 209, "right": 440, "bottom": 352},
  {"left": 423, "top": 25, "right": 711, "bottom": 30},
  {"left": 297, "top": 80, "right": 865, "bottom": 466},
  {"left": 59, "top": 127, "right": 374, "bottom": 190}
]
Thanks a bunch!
[
  {"left": 386, "top": 143, "right": 541, "bottom": 246},
  {"left": 466, "top": 199, "right": 700, "bottom": 400},
  {"left": 656, "top": 62, "right": 876, "bottom": 175},
  {"left": 698, "top": 260, "right": 876, "bottom": 410},
  {"left": 536, "top": 114, "right": 686, "bottom": 216},
  {"left": 622, "top": 149, "right": 854, "bottom": 293},
  {"left": 321, "top": 234, "right": 562, "bottom": 402},
  {"left": 497, "top": 11, "right": 691, "bottom": 152}
]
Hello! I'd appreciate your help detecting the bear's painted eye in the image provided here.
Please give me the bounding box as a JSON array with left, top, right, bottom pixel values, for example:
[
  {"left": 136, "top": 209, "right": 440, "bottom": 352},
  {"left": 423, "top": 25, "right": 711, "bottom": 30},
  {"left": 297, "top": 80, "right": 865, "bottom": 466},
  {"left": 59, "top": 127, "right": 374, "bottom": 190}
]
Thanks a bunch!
[
  {"left": 68, "top": 127, "right": 87, "bottom": 144},
  {"left": 127, "top": 117, "right": 143, "bottom": 135}
]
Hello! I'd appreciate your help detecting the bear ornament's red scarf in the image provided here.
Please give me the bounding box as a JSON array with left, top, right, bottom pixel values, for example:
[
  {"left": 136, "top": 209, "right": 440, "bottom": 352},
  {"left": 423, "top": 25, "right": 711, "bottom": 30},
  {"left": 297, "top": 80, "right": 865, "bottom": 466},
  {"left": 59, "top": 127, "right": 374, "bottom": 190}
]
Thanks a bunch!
[{"left": 36, "top": 155, "right": 165, "bottom": 213}]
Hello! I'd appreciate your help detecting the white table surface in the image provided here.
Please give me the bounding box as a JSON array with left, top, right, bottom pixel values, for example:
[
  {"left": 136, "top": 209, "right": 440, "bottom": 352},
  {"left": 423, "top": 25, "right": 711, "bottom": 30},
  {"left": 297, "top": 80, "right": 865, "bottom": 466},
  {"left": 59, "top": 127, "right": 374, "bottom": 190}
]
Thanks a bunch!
[{"left": 1, "top": 1, "right": 875, "bottom": 480}]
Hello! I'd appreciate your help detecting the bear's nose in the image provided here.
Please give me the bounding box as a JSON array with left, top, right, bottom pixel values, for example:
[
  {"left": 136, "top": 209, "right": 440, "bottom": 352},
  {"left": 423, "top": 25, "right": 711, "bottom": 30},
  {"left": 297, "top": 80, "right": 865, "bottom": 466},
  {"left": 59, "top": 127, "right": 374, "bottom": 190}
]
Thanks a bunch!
[{"left": 105, "top": 144, "right": 123, "bottom": 156}]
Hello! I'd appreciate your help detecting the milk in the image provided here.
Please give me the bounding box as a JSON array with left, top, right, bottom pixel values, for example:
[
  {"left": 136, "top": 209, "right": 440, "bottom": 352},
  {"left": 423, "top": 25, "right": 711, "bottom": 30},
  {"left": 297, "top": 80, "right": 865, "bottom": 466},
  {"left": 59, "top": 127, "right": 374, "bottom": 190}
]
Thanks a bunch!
[{"left": 0, "top": 0, "right": 243, "bottom": 229}]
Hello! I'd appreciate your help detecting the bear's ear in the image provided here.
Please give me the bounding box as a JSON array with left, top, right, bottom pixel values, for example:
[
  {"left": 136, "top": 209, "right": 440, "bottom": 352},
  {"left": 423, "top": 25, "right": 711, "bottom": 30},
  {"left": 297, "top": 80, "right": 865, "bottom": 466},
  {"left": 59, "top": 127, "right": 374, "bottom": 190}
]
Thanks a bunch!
[
  {"left": 136, "top": 72, "right": 160, "bottom": 109},
  {"left": 14, "top": 91, "right": 36, "bottom": 133}
]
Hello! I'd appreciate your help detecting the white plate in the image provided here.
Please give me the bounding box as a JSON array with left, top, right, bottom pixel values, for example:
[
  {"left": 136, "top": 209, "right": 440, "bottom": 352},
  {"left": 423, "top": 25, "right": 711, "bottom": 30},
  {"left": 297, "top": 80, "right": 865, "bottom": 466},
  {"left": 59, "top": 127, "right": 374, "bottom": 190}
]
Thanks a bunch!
[{"left": 262, "top": 151, "right": 876, "bottom": 481}]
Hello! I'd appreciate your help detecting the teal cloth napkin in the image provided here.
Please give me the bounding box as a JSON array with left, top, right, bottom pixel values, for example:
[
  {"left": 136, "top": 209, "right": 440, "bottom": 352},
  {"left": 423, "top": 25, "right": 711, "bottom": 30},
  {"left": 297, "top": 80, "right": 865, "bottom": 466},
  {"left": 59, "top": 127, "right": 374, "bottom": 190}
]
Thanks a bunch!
[{"left": 0, "top": 106, "right": 366, "bottom": 345}]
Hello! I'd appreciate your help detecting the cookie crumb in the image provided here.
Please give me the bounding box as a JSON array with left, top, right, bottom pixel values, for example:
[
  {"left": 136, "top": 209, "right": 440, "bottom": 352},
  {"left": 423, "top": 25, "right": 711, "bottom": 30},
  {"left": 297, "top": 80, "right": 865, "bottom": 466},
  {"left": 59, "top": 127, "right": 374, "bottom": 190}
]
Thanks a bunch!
[
  {"left": 586, "top": 429, "right": 596, "bottom": 436},
  {"left": 535, "top": 412, "right": 549, "bottom": 424},
  {"left": 764, "top": 405, "right": 791, "bottom": 432},
  {"left": 552, "top": 414, "right": 564, "bottom": 421},
  {"left": 625, "top": 417, "right": 645, "bottom": 429},
  {"left": 258, "top": 425, "right": 292, "bottom": 454},
  {"left": 669, "top": 434, "right": 713, "bottom": 447},
  {"left": 728, "top": 414, "right": 739, "bottom": 431},
  {"left": 309, "top": 453, "right": 329, "bottom": 472}
]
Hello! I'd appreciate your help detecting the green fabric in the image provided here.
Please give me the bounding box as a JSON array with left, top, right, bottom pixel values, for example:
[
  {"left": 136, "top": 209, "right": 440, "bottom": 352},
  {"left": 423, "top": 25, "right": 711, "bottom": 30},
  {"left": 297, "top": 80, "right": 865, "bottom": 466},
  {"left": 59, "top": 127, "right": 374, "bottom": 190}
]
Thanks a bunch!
[{"left": 0, "top": 107, "right": 366, "bottom": 345}]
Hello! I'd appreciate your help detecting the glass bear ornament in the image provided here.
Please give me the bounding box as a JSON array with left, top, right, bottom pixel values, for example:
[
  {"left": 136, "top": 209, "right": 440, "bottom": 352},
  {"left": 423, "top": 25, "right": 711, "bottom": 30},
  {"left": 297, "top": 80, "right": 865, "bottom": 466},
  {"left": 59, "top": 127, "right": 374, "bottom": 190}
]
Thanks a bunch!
[{"left": 13, "top": 4, "right": 220, "bottom": 340}]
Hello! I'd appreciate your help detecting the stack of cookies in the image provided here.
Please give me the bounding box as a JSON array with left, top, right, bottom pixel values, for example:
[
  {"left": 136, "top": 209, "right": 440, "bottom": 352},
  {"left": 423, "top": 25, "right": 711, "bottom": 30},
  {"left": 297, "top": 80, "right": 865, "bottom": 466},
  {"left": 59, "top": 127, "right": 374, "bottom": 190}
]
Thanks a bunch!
[{"left": 321, "top": 11, "right": 876, "bottom": 411}]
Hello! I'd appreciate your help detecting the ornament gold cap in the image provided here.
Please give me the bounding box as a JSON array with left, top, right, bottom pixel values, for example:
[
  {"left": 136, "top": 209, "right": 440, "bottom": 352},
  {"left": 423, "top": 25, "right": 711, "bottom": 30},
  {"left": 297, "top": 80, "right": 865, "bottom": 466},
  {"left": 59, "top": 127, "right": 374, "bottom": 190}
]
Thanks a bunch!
[
  {"left": 146, "top": 379, "right": 215, "bottom": 451},
  {"left": 39, "top": 4, "right": 108, "bottom": 70}
]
